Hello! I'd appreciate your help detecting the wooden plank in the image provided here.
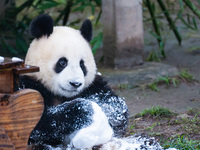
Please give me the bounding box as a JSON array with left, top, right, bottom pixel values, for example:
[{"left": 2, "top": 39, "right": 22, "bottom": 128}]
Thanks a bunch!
[
  {"left": 0, "top": 70, "right": 14, "bottom": 93},
  {"left": 12, "top": 66, "right": 39, "bottom": 74},
  {"left": 0, "top": 58, "right": 23, "bottom": 69},
  {"left": 0, "top": 89, "right": 44, "bottom": 150},
  {"left": 0, "top": 126, "right": 14, "bottom": 150}
]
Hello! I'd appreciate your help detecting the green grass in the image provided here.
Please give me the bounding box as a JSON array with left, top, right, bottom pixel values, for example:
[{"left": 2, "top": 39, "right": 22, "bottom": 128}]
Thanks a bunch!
[
  {"left": 147, "top": 81, "right": 160, "bottom": 91},
  {"left": 162, "top": 135, "right": 200, "bottom": 150},
  {"left": 178, "top": 69, "right": 195, "bottom": 82},
  {"left": 147, "top": 70, "right": 196, "bottom": 91},
  {"left": 169, "top": 114, "right": 200, "bottom": 134},
  {"left": 187, "top": 107, "right": 200, "bottom": 115},
  {"left": 117, "top": 84, "right": 138, "bottom": 90},
  {"left": 147, "top": 75, "right": 179, "bottom": 91},
  {"left": 137, "top": 106, "right": 175, "bottom": 117}
]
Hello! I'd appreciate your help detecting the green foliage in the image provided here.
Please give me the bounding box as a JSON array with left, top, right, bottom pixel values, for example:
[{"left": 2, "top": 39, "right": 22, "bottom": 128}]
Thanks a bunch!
[
  {"left": 144, "top": 0, "right": 200, "bottom": 61},
  {"left": 187, "top": 107, "right": 200, "bottom": 115},
  {"left": 147, "top": 69, "right": 196, "bottom": 91},
  {"left": 163, "top": 135, "right": 200, "bottom": 150},
  {"left": 138, "top": 106, "right": 174, "bottom": 117},
  {"left": 146, "top": 51, "right": 161, "bottom": 62},
  {"left": 117, "top": 84, "right": 138, "bottom": 90},
  {"left": 2, "top": 0, "right": 200, "bottom": 58},
  {"left": 146, "top": 122, "right": 160, "bottom": 131},
  {"left": 0, "top": 0, "right": 102, "bottom": 57},
  {"left": 144, "top": 0, "right": 166, "bottom": 60},
  {"left": 90, "top": 32, "right": 103, "bottom": 55},
  {"left": 178, "top": 69, "right": 195, "bottom": 82},
  {"left": 147, "top": 75, "right": 180, "bottom": 91},
  {"left": 147, "top": 81, "right": 160, "bottom": 92}
]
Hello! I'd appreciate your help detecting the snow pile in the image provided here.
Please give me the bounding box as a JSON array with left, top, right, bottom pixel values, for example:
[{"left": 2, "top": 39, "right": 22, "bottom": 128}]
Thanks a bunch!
[
  {"left": 46, "top": 135, "right": 177, "bottom": 150},
  {"left": 11, "top": 57, "right": 23, "bottom": 62},
  {"left": 100, "top": 136, "right": 177, "bottom": 150},
  {"left": 0, "top": 56, "right": 4, "bottom": 62}
]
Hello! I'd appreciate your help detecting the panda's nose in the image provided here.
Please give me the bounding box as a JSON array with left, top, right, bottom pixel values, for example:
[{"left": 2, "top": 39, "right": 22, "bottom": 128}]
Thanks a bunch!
[{"left": 69, "top": 81, "right": 82, "bottom": 88}]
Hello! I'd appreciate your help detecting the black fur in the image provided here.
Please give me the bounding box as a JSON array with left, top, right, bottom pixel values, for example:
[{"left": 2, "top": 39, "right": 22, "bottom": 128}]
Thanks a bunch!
[
  {"left": 19, "top": 75, "right": 128, "bottom": 147},
  {"left": 80, "top": 59, "right": 87, "bottom": 76},
  {"left": 54, "top": 57, "right": 68, "bottom": 73},
  {"left": 29, "top": 99, "right": 94, "bottom": 147},
  {"left": 80, "top": 19, "right": 92, "bottom": 42},
  {"left": 30, "top": 14, "right": 53, "bottom": 39},
  {"left": 19, "top": 75, "right": 114, "bottom": 106}
]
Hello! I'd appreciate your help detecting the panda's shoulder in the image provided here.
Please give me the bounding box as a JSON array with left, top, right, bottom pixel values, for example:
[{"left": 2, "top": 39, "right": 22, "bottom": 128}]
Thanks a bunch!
[{"left": 19, "top": 75, "right": 53, "bottom": 99}]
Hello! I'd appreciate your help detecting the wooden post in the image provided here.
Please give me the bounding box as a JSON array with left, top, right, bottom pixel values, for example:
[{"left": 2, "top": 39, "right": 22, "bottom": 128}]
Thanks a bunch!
[
  {"left": 0, "top": 57, "right": 44, "bottom": 149},
  {"left": 102, "top": 0, "right": 144, "bottom": 69}
]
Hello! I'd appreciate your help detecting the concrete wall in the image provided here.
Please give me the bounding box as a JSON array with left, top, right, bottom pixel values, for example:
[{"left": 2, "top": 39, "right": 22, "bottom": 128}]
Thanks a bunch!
[{"left": 102, "top": 0, "right": 144, "bottom": 69}]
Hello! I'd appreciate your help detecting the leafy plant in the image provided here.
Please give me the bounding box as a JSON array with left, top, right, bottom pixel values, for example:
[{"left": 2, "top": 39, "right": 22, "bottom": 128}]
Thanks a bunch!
[
  {"left": 117, "top": 84, "right": 138, "bottom": 90},
  {"left": 144, "top": 0, "right": 200, "bottom": 61},
  {"left": 138, "top": 105, "right": 175, "bottom": 117},
  {"left": 147, "top": 75, "right": 180, "bottom": 91},
  {"left": 90, "top": 32, "right": 103, "bottom": 55},
  {"left": 147, "top": 81, "right": 160, "bottom": 92},
  {"left": 146, "top": 51, "right": 161, "bottom": 62},
  {"left": 163, "top": 135, "right": 200, "bottom": 150},
  {"left": 187, "top": 107, "right": 200, "bottom": 115},
  {"left": 146, "top": 122, "right": 159, "bottom": 131},
  {"left": 178, "top": 69, "right": 195, "bottom": 82},
  {"left": 0, "top": 0, "right": 102, "bottom": 57},
  {"left": 147, "top": 69, "right": 196, "bottom": 91}
]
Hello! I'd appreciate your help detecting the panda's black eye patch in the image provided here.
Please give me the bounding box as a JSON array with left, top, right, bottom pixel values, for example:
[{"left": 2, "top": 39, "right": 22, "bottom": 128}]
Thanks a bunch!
[
  {"left": 54, "top": 57, "right": 68, "bottom": 73},
  {"left": 80, "top": 59, "right": 87, "bottom": 76}
]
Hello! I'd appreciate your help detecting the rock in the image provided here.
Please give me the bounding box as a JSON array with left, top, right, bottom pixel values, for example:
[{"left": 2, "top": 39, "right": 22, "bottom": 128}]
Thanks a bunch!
[{"left": 99, "top": 62, "right": 178, "bottom": 85}]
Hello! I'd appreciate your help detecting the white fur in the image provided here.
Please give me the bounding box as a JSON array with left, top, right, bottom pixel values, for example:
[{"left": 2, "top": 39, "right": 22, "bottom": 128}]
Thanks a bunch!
[
  {"left": 71, "top": 102, "right": 113, "bottom": 149},
  {"left": 25, "top": 27, "right": 96, "bottom": 97}
]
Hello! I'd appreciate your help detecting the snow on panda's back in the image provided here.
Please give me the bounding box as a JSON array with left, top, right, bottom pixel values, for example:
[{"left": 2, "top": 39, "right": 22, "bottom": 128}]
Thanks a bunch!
[{"left": 25, "top": 15, "right": 96, "bottom": 98}]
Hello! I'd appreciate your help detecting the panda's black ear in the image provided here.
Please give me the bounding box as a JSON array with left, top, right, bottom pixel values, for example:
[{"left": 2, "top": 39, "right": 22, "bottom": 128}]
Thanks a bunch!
[
  {"left": 30, "top": 14, "right": 54, "bottom": 39},
  {"left": 80, "top": 19, "right": 92, "bottom": 42}
]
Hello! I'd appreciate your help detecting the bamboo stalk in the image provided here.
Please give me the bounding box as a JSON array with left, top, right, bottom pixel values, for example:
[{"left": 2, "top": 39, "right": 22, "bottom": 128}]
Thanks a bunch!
[
  {"left": 183, "top": 0, "right": 200, "bottom": 20},
  {"left": 145, "top": 0, "right": 161, "bottom": 42},
  {"left": 157, "top": 0, "right": 182, "bottom": 45},
  {"left": 145, "top": 0, "right": 166, "bottom": 58}
]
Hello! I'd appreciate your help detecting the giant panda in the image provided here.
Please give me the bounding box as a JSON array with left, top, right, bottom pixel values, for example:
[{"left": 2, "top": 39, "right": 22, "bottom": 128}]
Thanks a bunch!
[{"left": 19, "top": 14, "right": 129, "bottom": 149}]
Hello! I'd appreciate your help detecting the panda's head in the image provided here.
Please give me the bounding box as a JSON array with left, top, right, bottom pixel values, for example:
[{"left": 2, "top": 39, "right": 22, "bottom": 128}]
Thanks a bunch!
[{"left": 25, "top": 14, "right": 96, "bottom": 98}]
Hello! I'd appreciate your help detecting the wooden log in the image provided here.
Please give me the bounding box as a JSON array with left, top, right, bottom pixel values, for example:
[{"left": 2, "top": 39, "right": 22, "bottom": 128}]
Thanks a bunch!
[{"left": 0, "top": 89, "right": 44, "bottom": 150}]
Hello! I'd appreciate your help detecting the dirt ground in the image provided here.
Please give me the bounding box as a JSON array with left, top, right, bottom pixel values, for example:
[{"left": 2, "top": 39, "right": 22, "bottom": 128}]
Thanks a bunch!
[
  {"left": 111, "top": 20, "right": 200, "bottom": 144},
  {"left": 127, "top": 108, "right": 200, "bottom": 148},
  {"left": 93, "top": 14, "right": 200, "bottom": 146},
  {"left": 112, "top": 23, "right": 200, "bottom": 117}
]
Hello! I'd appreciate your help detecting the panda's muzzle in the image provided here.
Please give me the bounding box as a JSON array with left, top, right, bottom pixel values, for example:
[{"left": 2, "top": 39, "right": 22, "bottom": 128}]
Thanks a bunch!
[{"left": 69, "top": 81, "right": 82, "bottom": 88}]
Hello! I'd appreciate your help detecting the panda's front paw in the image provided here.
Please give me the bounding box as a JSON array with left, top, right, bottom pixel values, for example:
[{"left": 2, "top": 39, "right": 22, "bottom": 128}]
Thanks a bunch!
[{"left": 71, "top": 102, "right": 113, "bottom": 149}]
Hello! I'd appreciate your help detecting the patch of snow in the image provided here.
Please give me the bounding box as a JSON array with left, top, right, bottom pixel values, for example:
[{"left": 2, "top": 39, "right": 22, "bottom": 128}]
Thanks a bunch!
[
  {"left": 11, "top": 57, "right": 23, "bottom": 62},
  {"left": 100, "top": 136, "right": 178, "bottom": 150},
  {"left": 96, "top": 72, "right": 102, "bottom": 75},
  {"left": 0, "top": 56, "right": 4, "bottom": 63},
  {"left": 43, "top": 135, "right": 178, "bottom": 150}
]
